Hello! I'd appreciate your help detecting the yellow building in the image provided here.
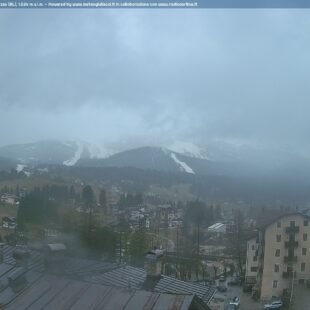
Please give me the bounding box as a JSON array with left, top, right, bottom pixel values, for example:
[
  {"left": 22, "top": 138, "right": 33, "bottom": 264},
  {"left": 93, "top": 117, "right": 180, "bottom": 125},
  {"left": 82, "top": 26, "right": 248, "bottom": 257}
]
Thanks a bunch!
[{"left": 246, "top": 212, "right": 310, "bottom": 301}]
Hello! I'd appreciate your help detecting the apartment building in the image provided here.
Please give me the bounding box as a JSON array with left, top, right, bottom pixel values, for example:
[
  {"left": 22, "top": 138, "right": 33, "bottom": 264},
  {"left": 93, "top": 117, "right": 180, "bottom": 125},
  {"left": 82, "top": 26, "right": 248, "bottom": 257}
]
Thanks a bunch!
[
  {"left": 245, "top": 212, "right": 310, "bottom": 301},
  {"left": 245, "top": 236, "right": 259, "bottom": 285}
]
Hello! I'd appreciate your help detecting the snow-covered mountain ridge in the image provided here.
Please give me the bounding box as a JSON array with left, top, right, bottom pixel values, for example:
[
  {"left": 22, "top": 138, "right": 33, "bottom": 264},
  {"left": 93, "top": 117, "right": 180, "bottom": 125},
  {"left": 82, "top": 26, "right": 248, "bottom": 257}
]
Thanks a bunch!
[{"left": 1, "top": 139, "right": 310, "bottom": 177}]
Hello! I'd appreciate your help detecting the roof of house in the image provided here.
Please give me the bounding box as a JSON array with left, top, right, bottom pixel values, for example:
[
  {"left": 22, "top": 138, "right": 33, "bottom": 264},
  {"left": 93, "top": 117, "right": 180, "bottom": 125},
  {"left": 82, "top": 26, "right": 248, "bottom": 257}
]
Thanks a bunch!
[
  {"left": 2, "top": 217, "right": 16, "bottom": 222},
  {"left": 258, "top": 211, "right": 310, "bottom": 231},
  {"left": 1, "top": 269, "right": 208, "bottom": 310},
  {"left": 0, "top": 245, "right": 214, "bottom": 309},
  {"left": 208, "top": 223, "right": 226, "bottom": 231}
]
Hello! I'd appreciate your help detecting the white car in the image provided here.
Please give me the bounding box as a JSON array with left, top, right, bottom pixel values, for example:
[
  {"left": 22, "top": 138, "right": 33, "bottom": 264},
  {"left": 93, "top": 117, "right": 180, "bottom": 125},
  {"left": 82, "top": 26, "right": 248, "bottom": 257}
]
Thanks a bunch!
[
  {"left": 229, "top": 296, "right": 240, "bottom": 308},
  {"left": 263, "top": 300, "right": 283, "bottom": 309}
]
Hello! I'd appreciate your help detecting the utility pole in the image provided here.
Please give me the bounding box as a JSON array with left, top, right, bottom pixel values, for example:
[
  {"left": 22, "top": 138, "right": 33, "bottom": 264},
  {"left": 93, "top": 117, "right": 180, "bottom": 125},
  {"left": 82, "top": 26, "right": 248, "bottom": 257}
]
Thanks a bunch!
[
  {"left": 196, "top": 222, "right": 200, "bottom": 280},
  {"left": 119, "top": 232, "right": 122, "bottom": 264},
  {"left": 176, "top": 223, "right": 179, "bottom": 278}
]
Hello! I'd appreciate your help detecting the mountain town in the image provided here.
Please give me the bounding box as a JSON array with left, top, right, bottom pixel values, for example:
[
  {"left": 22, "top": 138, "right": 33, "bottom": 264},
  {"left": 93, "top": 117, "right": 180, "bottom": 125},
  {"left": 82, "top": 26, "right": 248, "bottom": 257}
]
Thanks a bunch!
[{"left": 1, "top": 2, "right": 310, "bottom": 309}]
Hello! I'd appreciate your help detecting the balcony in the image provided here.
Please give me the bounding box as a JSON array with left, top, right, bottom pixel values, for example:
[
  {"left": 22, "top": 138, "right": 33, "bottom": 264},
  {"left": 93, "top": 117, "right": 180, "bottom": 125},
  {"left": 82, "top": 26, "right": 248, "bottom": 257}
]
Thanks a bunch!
[
  {"left": 282, "top": 271, "right": 294, "bottom": 278},
  {"left": 285, "top": 226, "right": 300, "bottom": 234},
  {"left": 284, "top": 255, "right": 298, "bottom": 263},
  {"left": 285, "top": 241, "right": 299, "bottom": 248}
]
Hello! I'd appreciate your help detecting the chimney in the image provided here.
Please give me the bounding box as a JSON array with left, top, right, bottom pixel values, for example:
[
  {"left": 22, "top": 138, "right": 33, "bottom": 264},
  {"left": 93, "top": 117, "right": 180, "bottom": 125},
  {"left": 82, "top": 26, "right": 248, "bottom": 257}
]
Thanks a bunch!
[
  {"left": 13, "top": 248, "right": 30, "bottom": 269},
  {"left": 44, "top": 243, "right": 66, "bottom": 273},
  {"left": 142, "top": 249, "right": 163, "bottom": 291}
]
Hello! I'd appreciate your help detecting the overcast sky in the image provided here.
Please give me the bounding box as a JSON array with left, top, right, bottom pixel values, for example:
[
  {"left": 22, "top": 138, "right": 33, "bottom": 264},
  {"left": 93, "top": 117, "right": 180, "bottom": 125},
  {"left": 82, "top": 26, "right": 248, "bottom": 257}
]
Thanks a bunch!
[{"left": 0, "top": 10, "right": 310, "bottom": 151}]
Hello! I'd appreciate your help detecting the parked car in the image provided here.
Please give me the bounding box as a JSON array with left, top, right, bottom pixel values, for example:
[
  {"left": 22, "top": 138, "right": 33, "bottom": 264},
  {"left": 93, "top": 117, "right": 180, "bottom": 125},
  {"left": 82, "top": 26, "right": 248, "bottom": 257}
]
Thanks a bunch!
[
  {"left": 263, "top": 300, "right": 283, "bottom": 309},
  {"left": 225, "top": 304, "right": 237, "bottom": 310},
  {"left": 228, "top": 277, "right": 241, "bottom": 285},
  {"left": 217, "top": 284, "right": 227, "bottom": 292},
  {"left": 229, "top": 296, "right": 240, "bottom": 308},
  {"left": 219, "top": 275, "right": 226, "bottom": 282}
]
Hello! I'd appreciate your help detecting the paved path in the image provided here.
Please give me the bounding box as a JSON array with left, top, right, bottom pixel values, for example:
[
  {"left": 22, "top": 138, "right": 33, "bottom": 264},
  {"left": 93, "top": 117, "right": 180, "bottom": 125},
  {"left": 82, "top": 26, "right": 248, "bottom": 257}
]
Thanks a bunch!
[
  {"left": 227, "top": 285, "right": 262, "bottom": 310},
  {"left": 210, "top": 279, "right": 310, "bottom": 310},
  {"left": 210, "top": 278, "right": 263, "bottom": 310},
  {"left": 292, "top": 283, "right": 310, "bottom": 310}
]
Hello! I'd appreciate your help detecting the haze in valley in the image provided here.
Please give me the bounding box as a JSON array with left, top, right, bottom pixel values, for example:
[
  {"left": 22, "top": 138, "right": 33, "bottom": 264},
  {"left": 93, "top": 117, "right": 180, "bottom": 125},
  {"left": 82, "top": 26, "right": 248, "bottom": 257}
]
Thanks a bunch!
[{"left": 1, "top": 10, "right": 310, "bottom": 165}]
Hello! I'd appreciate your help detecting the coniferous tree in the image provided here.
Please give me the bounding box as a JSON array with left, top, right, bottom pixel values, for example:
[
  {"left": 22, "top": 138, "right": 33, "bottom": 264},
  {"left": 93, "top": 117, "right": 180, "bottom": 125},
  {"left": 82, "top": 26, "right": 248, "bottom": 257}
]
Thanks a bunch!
[
  {"left": 82, "top": 185, "right": 95, "bottom": 210},
  {"left": 99, "top": 188, "right": 107, "bottom": 213}
]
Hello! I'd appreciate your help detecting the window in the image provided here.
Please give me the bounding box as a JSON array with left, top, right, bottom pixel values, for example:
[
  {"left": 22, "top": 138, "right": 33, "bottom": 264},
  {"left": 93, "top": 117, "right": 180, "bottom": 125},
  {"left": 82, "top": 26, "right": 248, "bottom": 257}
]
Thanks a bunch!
[
  {"left": 303, "top": 233, "right": 308, "bottom": 241},
  {"left": 273, "top": 280, "right": 278, "bottom": 288},
  {"left": 276, "top": 235, "right": 281, "bottom": 242},
  {"left": 302, "top": 248, "right": 307, "bottom": 255},
  {"left": 288, "top": 248, "right": 294, "bottom": 257},
  {"left": 253, "top": 256, "right": 257, "bottom": 262},
  {"left": 290, "top": 221, "right": 295, "bottom": 226},
  {"left": 252, "top": 245, "right": 255, "bottom": 250},
  {"left": 301, "top": 262, "right": 306, "bottom": 272},
  {"left": 277, "top": 221, "right": 281, "bottom": 228},
  {"left": 289, "top": 235, "right": 295, "bottom": 242},
  {"left": 274, "top": 264, "right": 280, "bottom": 272},
  {"left": 251, "top": 267, "right": 258, "bottom": 272},
  {"left": 275, "top": 249, "right": 280, "bottom": 257},
  {"left": 304, "top": 220, "right": 308, "bottom": 227}
]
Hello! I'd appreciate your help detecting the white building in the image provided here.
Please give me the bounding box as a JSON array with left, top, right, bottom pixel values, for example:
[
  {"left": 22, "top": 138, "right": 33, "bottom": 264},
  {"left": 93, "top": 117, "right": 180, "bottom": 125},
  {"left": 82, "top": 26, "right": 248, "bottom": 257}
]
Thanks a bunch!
[{"left": 208, "top": 223, "right": 226, "bottom": 234}]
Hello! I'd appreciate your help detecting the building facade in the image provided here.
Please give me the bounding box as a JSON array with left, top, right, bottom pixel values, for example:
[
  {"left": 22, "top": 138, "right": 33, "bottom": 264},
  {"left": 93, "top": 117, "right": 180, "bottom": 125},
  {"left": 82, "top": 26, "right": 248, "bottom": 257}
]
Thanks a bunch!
[
  {"left": 246, "top": 213, "right": 310, "bottom": 301},
  {"left": 245, "top": 237, "right": 259, "bottom": 286}
]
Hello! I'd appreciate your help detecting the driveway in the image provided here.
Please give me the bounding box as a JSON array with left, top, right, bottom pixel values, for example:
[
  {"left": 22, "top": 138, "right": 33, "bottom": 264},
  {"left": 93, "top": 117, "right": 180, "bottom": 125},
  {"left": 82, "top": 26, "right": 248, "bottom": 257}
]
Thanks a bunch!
[
  {"left": 209, "top": 279, "right": 263, "bottom": 310},
  {"left": 292, "top": 283, "right": 310, "bottom": 310}
]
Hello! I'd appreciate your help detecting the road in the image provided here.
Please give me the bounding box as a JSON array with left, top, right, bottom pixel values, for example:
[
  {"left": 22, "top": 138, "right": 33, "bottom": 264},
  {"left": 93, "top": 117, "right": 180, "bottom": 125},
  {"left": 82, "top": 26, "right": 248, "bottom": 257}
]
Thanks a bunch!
[
  {"left": 292, "top": 283, "right": 310, "bottom": 310},
  {"left": 210, "top": 279, "right": 263, "bottom": 310},
  {"left": 210, "top": 278, "right": 310, "bottom": 310}
]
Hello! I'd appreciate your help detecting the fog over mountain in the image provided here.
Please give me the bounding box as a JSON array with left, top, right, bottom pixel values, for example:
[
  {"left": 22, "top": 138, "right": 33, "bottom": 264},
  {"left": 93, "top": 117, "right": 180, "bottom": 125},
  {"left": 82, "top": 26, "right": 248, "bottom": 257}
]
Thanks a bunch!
[{"left": 1, "top": 10, "right": 310, "bottom": 170}]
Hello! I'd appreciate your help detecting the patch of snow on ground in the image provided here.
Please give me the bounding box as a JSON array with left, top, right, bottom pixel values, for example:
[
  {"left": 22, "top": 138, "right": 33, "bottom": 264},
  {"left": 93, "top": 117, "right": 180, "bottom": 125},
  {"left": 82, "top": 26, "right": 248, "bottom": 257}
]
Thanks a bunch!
[
  {"left": 16, "top": 164, "right": 27, "bottom": 173},
  {"left": 63, "top": 142, "right": 84, "bottom": 166},
  {"left": 170, "top": 153, "right": 195, "bottom": 174},
  {"left": 87, "top": 143, "right": 113, "bottom": 159},
  {"left": 169, "top": 141, "right": 210, "bottom": 160},
  {"left": 37, "top": 167, "right": 48, "bottom": 173}
]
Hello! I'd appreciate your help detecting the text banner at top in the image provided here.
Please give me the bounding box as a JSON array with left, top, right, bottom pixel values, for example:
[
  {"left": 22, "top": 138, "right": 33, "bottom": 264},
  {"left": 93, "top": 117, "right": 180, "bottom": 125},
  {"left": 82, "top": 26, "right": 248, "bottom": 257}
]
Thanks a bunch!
[{"left": 1, "top": 0, "right": 310, "bottom": 9}]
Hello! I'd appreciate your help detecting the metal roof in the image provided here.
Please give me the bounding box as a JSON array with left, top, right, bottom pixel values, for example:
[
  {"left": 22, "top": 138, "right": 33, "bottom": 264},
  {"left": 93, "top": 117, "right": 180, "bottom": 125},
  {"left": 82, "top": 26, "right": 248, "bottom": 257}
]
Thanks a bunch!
[
  {"left": 1, "top": 273, "right": 204, "bottom": 310},
  {"left": 258, "top": 212, "right": 310, "bottom": 231},
  {"left": 208, "top": 223, "right": 226, "bottom": 232},
  {"left": 85, "top": 265, "right": 215, "bottom": 304},
  {"left": 1, "top": 244, "right": 45, "bottom": 273},
  {"left": 0, "top": 245, "right": 214, "bottom": 309},
  {"left": 6, "top": 267, "right": 26, "bottom": 281}
]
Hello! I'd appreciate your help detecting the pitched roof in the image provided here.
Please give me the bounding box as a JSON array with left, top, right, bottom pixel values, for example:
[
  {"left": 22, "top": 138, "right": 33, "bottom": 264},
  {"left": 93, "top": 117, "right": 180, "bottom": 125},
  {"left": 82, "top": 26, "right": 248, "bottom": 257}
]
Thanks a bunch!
[
  {"left": 0, "top": 245, "right": 214, "bottom": 309},
  {"left": 84, "top": 265, "right": 215, "bottom": 304},
  {"left": 2, "top": 272, "right": 210, "bottom": 310},
  {"left": 258, "top": 211, "right": 310, "bottom": 231}
]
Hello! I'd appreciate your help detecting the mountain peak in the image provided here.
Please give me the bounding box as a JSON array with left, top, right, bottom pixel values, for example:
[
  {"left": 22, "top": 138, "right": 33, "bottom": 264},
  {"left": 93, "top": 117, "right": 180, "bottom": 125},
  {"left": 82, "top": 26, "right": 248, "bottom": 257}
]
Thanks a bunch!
[{"left": 168, "top": 141, "right": 210, "bottom": 160}]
